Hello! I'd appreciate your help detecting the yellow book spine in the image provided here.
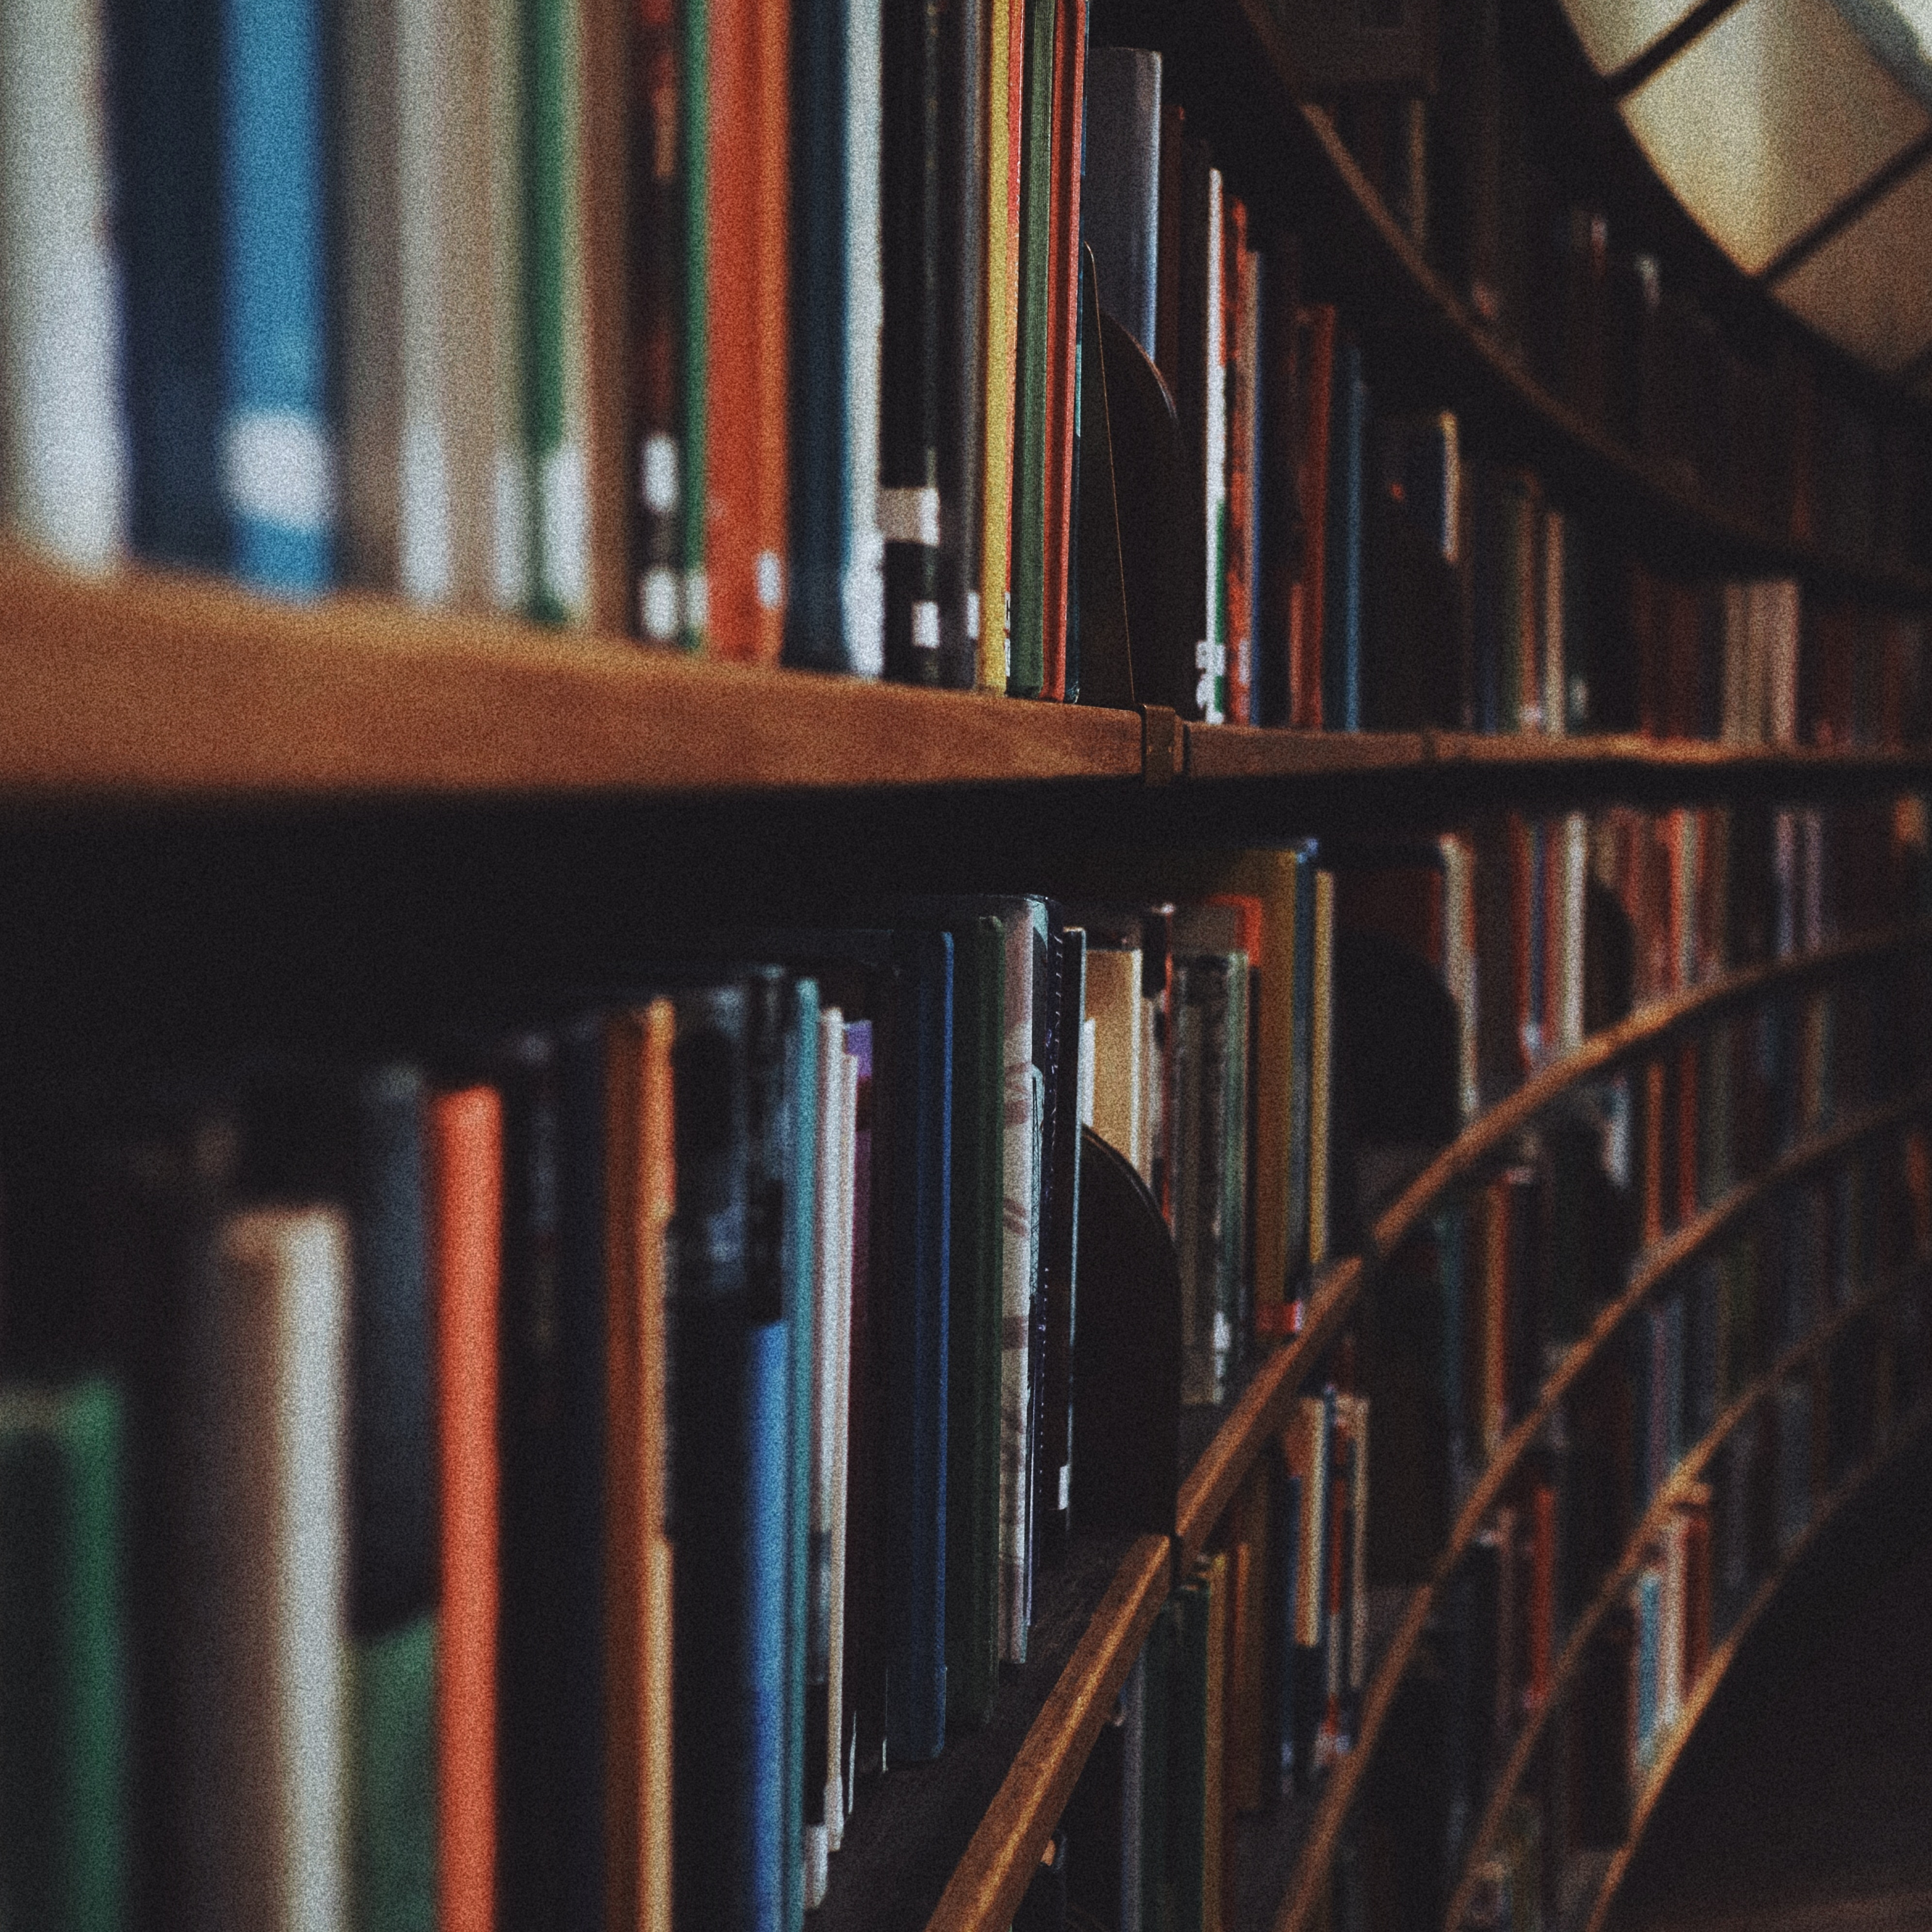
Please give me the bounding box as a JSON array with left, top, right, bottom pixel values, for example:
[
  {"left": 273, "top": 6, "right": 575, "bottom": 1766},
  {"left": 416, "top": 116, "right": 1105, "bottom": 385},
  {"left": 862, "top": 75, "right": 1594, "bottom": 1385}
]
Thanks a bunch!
[{"left": 978, "top": 0, "right": 1020, "bottom": 691}]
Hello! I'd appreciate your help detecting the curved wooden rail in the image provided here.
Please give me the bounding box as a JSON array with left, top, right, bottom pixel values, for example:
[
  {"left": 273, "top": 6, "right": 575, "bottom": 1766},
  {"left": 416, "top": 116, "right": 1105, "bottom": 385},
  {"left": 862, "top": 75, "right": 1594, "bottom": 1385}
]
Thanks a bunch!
[
  {"left": 1159, "top": 0, "right": 1932, "bottom": 609},
  {"left": 1575, "top": 1397, "right": 1932, "bottom": 1932},
  {"left": 1272, "top": 1081, "right": 1932, "bottom": 1932},
  {"left": 923, "top": 1533, "right": 1172, "bottom": 1932},
  {"left": 1441, "top": 1252, "right": 1932, "bottom": 1930}
]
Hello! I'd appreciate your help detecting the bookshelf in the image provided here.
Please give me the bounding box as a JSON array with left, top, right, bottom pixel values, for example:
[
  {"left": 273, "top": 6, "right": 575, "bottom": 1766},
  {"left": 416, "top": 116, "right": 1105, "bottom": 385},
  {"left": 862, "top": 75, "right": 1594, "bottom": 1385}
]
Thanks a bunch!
[{"left": 2, "top": 0, "right": 1930, "bottom": 1921}]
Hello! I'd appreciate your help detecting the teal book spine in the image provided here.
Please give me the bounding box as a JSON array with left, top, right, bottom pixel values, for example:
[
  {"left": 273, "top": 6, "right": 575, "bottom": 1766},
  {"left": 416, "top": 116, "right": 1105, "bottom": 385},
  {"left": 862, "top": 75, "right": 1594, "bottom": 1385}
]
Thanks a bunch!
[{"left": 0, "top": 1379, "right": 124, "bottom": 1932}]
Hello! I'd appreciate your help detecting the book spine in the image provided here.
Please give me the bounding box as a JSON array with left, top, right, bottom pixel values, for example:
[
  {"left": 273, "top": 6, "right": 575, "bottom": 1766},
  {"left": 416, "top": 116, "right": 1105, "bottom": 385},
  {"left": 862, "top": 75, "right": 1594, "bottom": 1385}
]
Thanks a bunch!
[
  {"left": 397, "top": 0, "right": 498, "bottom": 606},
  {"left": 0, "top": 1379, "right": 126, "bottom": 1932},
  {"left": 1039, "top": 0, "right": 1086, "bottom": 700},
  {"left": 193, "top": 1208, "right": 350, "bottom": 1931},
  {"left": 845, "top": 0, "right": 885, "bottom": 675},
  {"left": 1007, "top": 0, "right": 1057, "bottom": 697},
  {"left": 879, "top": 0, "right": 944, "bottom": 684},
  {"left": 782, "top": 980, "right": 820, "bottom": 1932},
  {"left": 938, "top": 0, "right": 986, "bottom": 688},
  {"left": 524, "top": 0, "right": 590, "bottom": 622},
  {"left": 1320, "top": 339, "right": 1364, "bottom": 731},
  {"left": 433, "top": 1087, "right": 503, "bottom": 1932},
  {"left": 705, "top": 0, "right": 789, "bottom": 660},
  {"left": 837, "top": 1019, "right": 877, "bottom": 1818},
  {"left": 348, "top": 1067, "right": 436, "bottom": 1932},
  {"left": 223, "top": 0, "right": 335, "bottom": 592},
  {"left": 631, "top": 0, "right": 687, "bottom": 643},
  {"left": 490, "top": 0, "right": 531, "bottom": 608},
  {"left": 1081, "top": 47, "right": 1160, "bottom": 363},
  {"left": 1035, "top": 926, "right": 1084, "bottom": 1561},
  {"left": 1292, "top": 306, "right": 1335, "bottom": 729},
  {"left": 1227, "top": 210, "right": 1261, "bottom": 728},
  {"left": 887, "top": 931, "right": 953, "bottom": 1762},
  {"left": 979, "top": 0, "right": 1025, "bottom": 692},
  {"left": 0, "top": 0, "right": 126, "bottom": 568}
]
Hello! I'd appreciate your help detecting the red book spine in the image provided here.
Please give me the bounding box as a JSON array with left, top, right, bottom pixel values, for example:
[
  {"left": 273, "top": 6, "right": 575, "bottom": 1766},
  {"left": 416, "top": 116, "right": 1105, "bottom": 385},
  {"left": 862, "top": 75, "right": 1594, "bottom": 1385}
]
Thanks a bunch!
[
  {"left": 432, "top": 1085, "right": 503, "bottom": 1932},
  {"left": 1040, "top": 0, "right": 1085, "bottom": 700},
  {"left": 1527, "top": 1481, "right": 1556, "bottom": 1712},
  {"left": 705, "top": 0, "right": 789, "bottom": 660},
  {"left": 1225, "top": 199, "right": 1255, "bottom": 728}
]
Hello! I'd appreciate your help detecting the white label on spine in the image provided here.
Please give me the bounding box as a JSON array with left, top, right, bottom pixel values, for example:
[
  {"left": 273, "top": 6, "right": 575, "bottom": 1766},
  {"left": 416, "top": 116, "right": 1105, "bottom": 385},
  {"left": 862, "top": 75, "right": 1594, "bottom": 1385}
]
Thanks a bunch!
[
  {"left": 879, "top": 485, "right": 940, "bottom": 548},
  {"left": 756, "top": 549, "right": 785, "bottom": 610},
  {"left": 967, "top": 589, "right": 981, "bottom": 640},
  {"left": 641, "top": 568, "right": 680, "bottom": 641},
  {"left": 541, "top": 441, "right": 587, "bottom": 614},
  {"left": 684, "top": 570, "right": 710, "bottom": 634},
  {"left": 225, "top": 410, "right": 339, "bottom": 532},
  {"left": 911, "top": 600, "right": 940, "bottom": 651},
  {"left": 494, "top": 446, "right": 531, "bottom": 609},
  {"left": 641, "top": 432, "right": 679, "bottom": 515},
  {"left": 844, "top": 535, "right": 885, "bottom": 677},
  {"left": 400, "top": 413, "right": 452, "bottom": 602}
]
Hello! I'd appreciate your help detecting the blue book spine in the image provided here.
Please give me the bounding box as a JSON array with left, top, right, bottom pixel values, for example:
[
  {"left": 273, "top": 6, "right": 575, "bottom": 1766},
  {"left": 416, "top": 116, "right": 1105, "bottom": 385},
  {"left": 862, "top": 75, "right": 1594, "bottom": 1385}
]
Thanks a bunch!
[
  {"left": 556, "top": 1018, "right": 607, "bottom": 1932},
  {"left": 1634, "top": 1570, "right": 1661, "bottom": 1771},
  {"left": 110, "top": 0, "right": 227, "bottom": 566},
  {"left": 744, "top": 1320, "right": 791, "bottom": 1932},
  {"left": 222, "top": 0, "right": 334, "bottom": 592},
  {"left": 783, "top": 0, "right": 855, "bottom": 669},
  {"left": 781, "top": 980, "right": 819, "bottom": 1932},
  {"left": 887, "top": 931, "right": 953, "bottom": 1763},
  {"left": 1322, "top": 342, "right": 1366, "bottom": 732}
]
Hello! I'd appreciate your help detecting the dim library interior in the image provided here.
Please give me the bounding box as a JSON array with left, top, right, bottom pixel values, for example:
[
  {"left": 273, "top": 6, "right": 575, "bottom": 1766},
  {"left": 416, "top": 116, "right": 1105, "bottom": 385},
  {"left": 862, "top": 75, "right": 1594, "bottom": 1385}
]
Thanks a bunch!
[{"left": 5, "top": 0, "right": 1932, "bottom": 1926}]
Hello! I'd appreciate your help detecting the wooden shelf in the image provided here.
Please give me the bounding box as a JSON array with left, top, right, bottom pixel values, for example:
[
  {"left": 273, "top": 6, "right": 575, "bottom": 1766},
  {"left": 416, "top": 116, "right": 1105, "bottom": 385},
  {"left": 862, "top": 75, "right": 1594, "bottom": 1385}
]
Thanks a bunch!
[
  {"left": 1442, "top": 1255, "right": 1932, "bottom": 1931},
  {"left": 1572, "top": 1398, "right": 1932, "bottom": 1932},
  {"left": 1137, "top": 0, "right": 1932, "bottom": 608},
  {"left": 4, "top": 546, "right": 1932, "bottom": 803}
]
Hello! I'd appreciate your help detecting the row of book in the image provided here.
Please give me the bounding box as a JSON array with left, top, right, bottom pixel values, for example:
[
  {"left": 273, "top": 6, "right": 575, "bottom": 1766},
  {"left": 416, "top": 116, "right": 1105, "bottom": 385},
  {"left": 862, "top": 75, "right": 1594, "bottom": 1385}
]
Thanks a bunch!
[
  {"left": 1324, "top": 0, "right": 1932, "bottom": 577},
  {"left": 1006, "top": 912, "right": 1932, "bottom": 1931}
]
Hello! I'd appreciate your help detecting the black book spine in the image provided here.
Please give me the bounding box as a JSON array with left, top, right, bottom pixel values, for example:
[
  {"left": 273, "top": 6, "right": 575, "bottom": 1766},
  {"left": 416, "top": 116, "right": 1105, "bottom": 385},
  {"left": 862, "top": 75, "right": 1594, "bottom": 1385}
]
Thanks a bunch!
[
  {"left": 936, "top": 0, "right": 984, "bottom": 687},
  {"left": 880, "top": 0, "right": 945, "bottom": 683},
  {"left": 1035, "top": 924, "right": 1084, "bottom": 1561}
]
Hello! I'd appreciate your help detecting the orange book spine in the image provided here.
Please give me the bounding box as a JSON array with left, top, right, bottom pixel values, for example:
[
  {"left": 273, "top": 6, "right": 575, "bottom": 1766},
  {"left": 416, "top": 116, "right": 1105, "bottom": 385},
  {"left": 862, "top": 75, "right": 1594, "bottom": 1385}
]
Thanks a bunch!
[
  {"left": 705, "top": 0, "right": 789, "bottom": 660},
  {"left": 433, "top": 1084, "right": 504, "bottom": 1932},
  {"left": 605, "top": 1003, "right": 678, "bottom": 1932},
  {"left": 1527, "top": 1480, "right": 1556, "bottom": 1710},
  {"left": 1643, "top": 1057, "right": 1666, "bottom": 1249},
  {"left": 1040, "top": 0, "right": 1084, "bottom": 700}
]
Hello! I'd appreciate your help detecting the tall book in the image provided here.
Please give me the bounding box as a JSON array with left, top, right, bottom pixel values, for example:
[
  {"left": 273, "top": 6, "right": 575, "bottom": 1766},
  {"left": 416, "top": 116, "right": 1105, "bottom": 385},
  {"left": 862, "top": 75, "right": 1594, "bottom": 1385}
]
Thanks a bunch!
[
  {"left": 0, "top": 0, "right": 125, "bottom": 568},
  {"left": 223, "top": 0, "right": 335, "bottom": 592},
  {"left": 1291, "top": 305, "right": 1336, "bottom": 728},
  {"left": 347, "top": 1068, "right": 437, "bottom": 1932},
  {"left": 936, "top": 0, "right": 986, "bottom": 687},
  {"left": 1082, "top": 47, "right": 1161, "bottom": 361},
  {"left": 783, "top": 0, "right": 885, "bottom": 672},
  {"left": 600, "top": 1008, "right": 675, "bottom": 1932},
  {"left": 1321, "top": 337, "right": 1367, "bottom": 731},
  {"left": 707, "top": 0, "right": 790, "bottom": 658},
  {"left": 182, "top": 1207, "right": 350, "bottom": 1931},
  {"left": 1040, "top": 0, "right": 1087, "bottom": 699},
  {"left": 880, "top": 0, "right": 945, "bottom": 682},
  {"left": 432, "top": 1087, "right": 503, "bottom": 1932},
  {"left": 1008, "top": 0, "right": 1057, "bottom": 696},
  {"left": 525, "top": 0, "right": 592, "bottom": 622},
  {"left": 395, "top": 0, "right": 501, "bottom": 605},
  {"left": 0, "top": 1379, "right": 125, "bottom": 1932},
  {"left": 978, "top": 0, "right": 1025, "bottom": 690}
]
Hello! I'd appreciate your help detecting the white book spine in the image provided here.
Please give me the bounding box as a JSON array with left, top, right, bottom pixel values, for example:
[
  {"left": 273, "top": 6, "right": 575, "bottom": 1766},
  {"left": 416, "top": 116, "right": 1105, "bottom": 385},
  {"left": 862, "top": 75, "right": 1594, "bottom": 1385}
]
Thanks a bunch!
[
  {"left": 1541, "top": 509, "right": 1566, "bottom": 739},
  {"left": 827, "top": 1044, "right": 858, "bottom": 1845},
  {"left": 845, "top": 0, "right": 885, "bottom": 677},
  {"left": 490, "top": 0, "right": 529, "bottom": 609},
  {"left": 1201, "top": 167, "right": 1226, "bottom": 724},
  {"left": 0, "top": 0, "right": 127, "bottom": 568}
]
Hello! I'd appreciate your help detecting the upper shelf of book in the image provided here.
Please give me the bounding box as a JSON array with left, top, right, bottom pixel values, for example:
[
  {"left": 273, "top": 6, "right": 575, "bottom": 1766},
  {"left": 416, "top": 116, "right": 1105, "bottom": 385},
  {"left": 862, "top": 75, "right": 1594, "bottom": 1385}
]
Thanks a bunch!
[
  {"left": 1139, "top": 0, "right": 1932, "bottom": 607},
  {"left": 5, "top": 546, "right": 1932, "bottom": 802}
]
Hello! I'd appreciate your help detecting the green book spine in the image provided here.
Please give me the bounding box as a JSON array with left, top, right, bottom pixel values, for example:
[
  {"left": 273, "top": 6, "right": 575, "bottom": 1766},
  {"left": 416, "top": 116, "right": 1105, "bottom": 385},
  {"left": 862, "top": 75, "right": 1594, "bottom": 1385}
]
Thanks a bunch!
[
  {"left": 1221, "top": 955, "right": 1248, "bottom": 1386},
  {"left": 680, "top": 0, "right": 710, "bottom": 648},
  {"left": 0, "top": 1379, "right": 124, "bottom": 1932},
  {"left": 523, "top": 0, "right": 585, "bottom": 623},
  {"left": 946, "top": 918, "right": 1006, "bottom": 1725},
  {"left": 784, "top": 977, "right": 821, "bottom": 1932},
  {"left": 1007, "top": 0, "right": 1055, "bottom": 697},
  {"left": 353, "top": 1617, "right": 437, "bottom": 1931}
]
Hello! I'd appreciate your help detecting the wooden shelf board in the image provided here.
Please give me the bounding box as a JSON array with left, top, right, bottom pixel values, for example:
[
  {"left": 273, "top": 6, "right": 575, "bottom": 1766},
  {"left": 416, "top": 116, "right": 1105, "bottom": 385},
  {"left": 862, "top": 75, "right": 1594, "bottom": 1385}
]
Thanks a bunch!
[
  {"left": 918, "top": 1533, "right": 1172, "bottom": 1932},
  {"left": 0, "top": 547, "right": 1143, "bottom": 797},
  {"left": 1442, "top": 1255, "right": 1932, "bottom": 1931},
  {"left": 1272, "top": 1081, "right": 1932, "bottom": 1932}
]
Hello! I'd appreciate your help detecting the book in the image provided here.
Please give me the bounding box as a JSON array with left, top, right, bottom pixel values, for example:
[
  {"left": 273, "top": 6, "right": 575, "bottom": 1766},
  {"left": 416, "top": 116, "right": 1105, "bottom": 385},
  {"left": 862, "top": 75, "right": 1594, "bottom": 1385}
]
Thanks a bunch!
[
  {"left": 1008, "top": 0, "right": 1058, "bottom": 697},
  {"left": 1040, "top": 0, "right": 1086, "bottom": 700},
  {"left": 1034, "top": 923, "right": 1086, "bottom": 1561},
  {"left": 937, "top": 0, "right": 986, "bottom": 688},
  {"left": 0, "top": 1378, "right": 125, "bottom": 1932},
  {"left": 707, "top": 0, "right": 790, "bottom": 660},
  {"left": 185, "top": 1206, "right": 351, "bottom": 1931},
  {"left": 223, "top": 0, "right": 335, "bottom": 592},
  {"left": 1082, "top": 47, "right": 1162, "bottom": 361},
  {"left": 599, "top": 1008, "right": 675, "bottom": 1932},
  {"left": 979, "top": 0, "right": 1025, "bottom": 690},
  {"left": 0, "top": 0, "right": 125, "bottom": 569},
  {"left": 345, "top": 1067, "right": 436, "bottom": 1932},
  {"left": 431, "top": 1086, "right": 503, "bottom": 1932},
  {"left": 1320, "top": 337, "right": 1367, "bottom": 731}
]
